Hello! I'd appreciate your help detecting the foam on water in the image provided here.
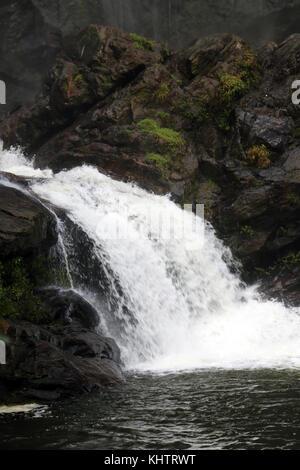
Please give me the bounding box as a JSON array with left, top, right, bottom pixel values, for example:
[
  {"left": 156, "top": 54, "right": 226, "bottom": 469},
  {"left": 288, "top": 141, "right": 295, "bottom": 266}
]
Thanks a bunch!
[{"left": 0, "top": 404, "right": 45, "bottom": 415}]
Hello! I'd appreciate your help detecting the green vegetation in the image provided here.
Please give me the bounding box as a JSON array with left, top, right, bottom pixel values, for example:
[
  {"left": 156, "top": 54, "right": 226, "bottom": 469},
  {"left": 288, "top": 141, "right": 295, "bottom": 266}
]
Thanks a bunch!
[
  {"left": 214, "top": 73, "right": 252, "bottom": 131},
  {"left": 137, "top": 119, "right": 185, "bottom": 177},
  {"left": 146, "top": 153, "right": 171, "bottom": 173},
  {"left": 240, "top": 225, "right": 255, "bottom": 238},
  {"left": 193, "top": 98, "right": 210, "bottom": 124},
  {"left": 134, "top": 87, "right": 151, "bottom": 104},
  {"left": 256, "top": 250, "right": 300, "bottom": 277},
  {"left": 0, "top": 257, "right": 45, "bottom": 323},
  {"left": 31, "top": 253, "right": 72, "bottom": 289},
  {"left": 0, "top": 252, "right": 72, "bottom": 324},
  {"left": 175, "top": 49, "right": 260, "bottom": 131},
  {"left": 175, "top": 98, "right": 194, "bottom": 121},
  {"left": 213, "top": 48, "right": 260, "bottom": 131},
  {"left": 137, "top": 119, "right": 185, "bottom": 151},
  {"left": 280, "top": 251, "right": 300, "bottom": 266},
  {"left": 219, "top": 74, "right": 248, "bottom": 100},
  {"left": 236, "top": 47, "right": 261, "bottom": 90},
  {"left": 156, "top": 111, "right": 170, "bottom": 121},
  {"left": 286, "top": 192, "right": 300, "bottom": 206},
  {"left": 130, "top": 33, "right": 154, "bottom": 51},
  {"left": 74, "top": 73, "right": 84, "bottom": 87},
  {"left": 247, "top": 144, "right": 271, "bottom": 169},
  {"left": 152, "top": 84, "right": 170, "bottom": 103},
  {"left": 195, "top": 47, "right": 261, "bottom": 131},
  {"left": 161, "top": 42, "right": 170, "bottom": 58},
  {"left": 156, "top": 111, "right": 171, "bottom": 126},
  {"left": 170, "top": 74, "right": 182, "bottom": 86}
]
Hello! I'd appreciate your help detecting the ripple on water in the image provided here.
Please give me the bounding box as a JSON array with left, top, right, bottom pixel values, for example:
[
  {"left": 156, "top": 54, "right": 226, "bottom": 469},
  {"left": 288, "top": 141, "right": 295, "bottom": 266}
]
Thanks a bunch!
[{"left": 1, "top": 370, "right": 300, "bottom": 450}]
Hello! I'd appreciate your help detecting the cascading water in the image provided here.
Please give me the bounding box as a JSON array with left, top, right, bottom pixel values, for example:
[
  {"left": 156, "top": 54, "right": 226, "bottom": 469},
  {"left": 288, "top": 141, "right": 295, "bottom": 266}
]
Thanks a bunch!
[{"left": 2, "top": 145, "right": 300, "bottom": 372}]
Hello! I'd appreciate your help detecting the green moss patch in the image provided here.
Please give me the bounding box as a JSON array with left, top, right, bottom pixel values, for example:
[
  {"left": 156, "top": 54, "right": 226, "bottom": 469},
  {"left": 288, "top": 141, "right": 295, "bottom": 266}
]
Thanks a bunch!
[
  {"left": 146, "top": 153, "right": 171, "bottom": 173},
  {"left": 240, "top": 225, "right": 255, "bottom": 238},
  {"left": 0, "top": 257, "right": 45, "bottom": 323},
  {"left": 130, "top": 33, "right": 154, "bottom": 52},
  {"left": 137, "top": 119, "right": 185, "bottom": 150}
]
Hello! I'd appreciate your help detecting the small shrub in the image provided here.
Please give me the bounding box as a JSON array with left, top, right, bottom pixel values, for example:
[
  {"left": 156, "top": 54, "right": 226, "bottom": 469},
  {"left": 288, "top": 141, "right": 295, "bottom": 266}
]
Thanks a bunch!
[
  {"left": 152, "top": 84, "right": 170, "bottom": 103},
  {"left": 247, "top": 144, "right": 271, "bottom": 169},
  {"left": 240, "top": 225, "right": 255, "bottom": 238},
  {"left": 213, "top": 49, "right": 260, "bottom": 131},
  {"left": 219, "top": 74, "right": 247, "bottom": 100},
  {"left": 236, "top": 47, "right": 261, "bottom": 89}
]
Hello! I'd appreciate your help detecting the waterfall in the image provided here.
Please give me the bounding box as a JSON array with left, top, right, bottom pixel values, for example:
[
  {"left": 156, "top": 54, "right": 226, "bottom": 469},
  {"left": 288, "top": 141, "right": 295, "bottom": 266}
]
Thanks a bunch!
[{"left": 2, "top": 146, "right": 300, "bottom": 372}]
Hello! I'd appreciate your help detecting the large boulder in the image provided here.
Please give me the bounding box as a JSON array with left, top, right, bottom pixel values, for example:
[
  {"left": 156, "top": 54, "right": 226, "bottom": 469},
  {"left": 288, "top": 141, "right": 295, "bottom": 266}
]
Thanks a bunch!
[
  {"left": 0, "top": 288, "right": 123, "bottom": 403},
  {"left": 0, "top": 183, "right": 57, "bottom": 258}
]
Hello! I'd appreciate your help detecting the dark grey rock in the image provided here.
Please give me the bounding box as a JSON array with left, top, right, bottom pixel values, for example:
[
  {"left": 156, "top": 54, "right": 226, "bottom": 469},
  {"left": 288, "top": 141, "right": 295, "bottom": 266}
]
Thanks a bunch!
[
  {"left": 0, "top": 288, "right": 124, "bottom": 403},
  {"left": 0, "top": 183, "right": 57, "bottom": 257}
]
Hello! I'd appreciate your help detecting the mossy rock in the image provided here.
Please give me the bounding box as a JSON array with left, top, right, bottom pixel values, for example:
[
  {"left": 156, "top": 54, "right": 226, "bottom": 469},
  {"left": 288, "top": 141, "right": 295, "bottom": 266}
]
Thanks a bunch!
[
  {"left": 137, "top": 119, "right": 185, "bottom": 152},
  {"left": 0, "top": 257, "right": 46, "bottom": 323},
  {"left": 130, "top": 33, "right": 154, "bottom": 52},
  {"left": 146, "top": 152, "right": 171, "bottom": 174}
]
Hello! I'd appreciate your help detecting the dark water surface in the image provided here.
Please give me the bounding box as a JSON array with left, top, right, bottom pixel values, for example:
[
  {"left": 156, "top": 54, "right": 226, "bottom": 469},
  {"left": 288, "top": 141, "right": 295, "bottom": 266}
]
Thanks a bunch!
[{"left": 1, "top": 369, "right": 300, "bottom": 450}]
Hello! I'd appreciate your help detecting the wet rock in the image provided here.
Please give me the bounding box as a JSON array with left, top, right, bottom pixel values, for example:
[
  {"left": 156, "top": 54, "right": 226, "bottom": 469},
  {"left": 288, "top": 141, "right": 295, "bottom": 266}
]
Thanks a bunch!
[
  {"left": 38, "top": 287, "right": 100, "bottom": 330},
  {"left": 283, "top": 147, "right": 300, "bottom": 172},
  {"left": 0, "top": 183, "right": 57, "bottom": 258},
  {"left": 0, "top": 288, "right": 123, "bottom": 403},
  {"left": 237, "top": 111, "right": 293, "bottom": 150}
]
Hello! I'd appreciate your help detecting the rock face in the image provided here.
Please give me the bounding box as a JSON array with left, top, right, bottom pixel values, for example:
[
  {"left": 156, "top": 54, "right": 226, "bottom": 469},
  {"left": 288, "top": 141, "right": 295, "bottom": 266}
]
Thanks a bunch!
[
  {"left": 2, "top": 25, "right": 300, "bottom": 305},
  {"left": 0, "top": 288, "right": 123, "bottom": 403},
  {"left": 0, "top": 179, "right": 124, "bottom": 403},
  {"left": 0, "top": 183, "right": 57, "bottom": 258},
  {"left": 1, "top": 0, "right": 300, "bottom": 118}
]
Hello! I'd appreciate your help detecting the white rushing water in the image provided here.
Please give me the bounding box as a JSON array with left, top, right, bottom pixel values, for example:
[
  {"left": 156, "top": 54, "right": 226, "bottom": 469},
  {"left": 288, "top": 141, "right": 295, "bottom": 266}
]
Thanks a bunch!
[{"left": 2, "top": 146, "right": 300, "bottom": 372}]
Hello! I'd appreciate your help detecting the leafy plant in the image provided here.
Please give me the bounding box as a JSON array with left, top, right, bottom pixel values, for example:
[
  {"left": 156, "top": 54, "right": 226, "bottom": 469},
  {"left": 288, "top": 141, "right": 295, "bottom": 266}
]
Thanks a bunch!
[
  {"left": 152, "top": 84, "right": 170, "bottom": 103},
  {"left": 247, "top": 144, "right": 271, "bottom": 169},
  {"left": 240, "top": 225, "right": 255, "bottom": 238}
]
